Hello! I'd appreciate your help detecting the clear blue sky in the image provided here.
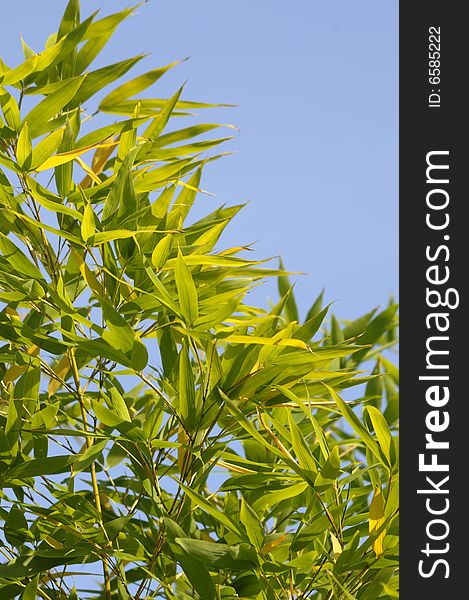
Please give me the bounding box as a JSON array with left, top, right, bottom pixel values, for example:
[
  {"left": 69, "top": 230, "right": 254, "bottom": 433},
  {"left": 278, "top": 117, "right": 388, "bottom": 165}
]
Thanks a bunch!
[{"left": 1, "top": 0, "right": 398, "bottom": 321}]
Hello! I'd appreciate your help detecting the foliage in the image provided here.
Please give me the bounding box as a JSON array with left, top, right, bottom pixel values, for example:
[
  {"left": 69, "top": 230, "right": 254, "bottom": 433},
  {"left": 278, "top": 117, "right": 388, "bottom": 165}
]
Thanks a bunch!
[{"left": 0, "top": 2, "right": 399, "bottom": 599}]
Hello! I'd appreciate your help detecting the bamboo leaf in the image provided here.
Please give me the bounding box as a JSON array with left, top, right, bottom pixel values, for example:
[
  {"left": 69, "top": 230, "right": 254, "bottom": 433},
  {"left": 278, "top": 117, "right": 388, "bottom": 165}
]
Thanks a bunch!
[
  {"left": 81, "top": 202, "right": 96, "bottom": 243},
  {"left": 178, "top": 341, "right": 197, "bottom": 429},
  {"left": 176, "top": 480, "right": 243, "bottom": 536},
  {"left": 151, "top": 234, "right": 173, "bottom": 270},
  {"left": 100, "top": 59, "right": 182, "bottom": 108},
  {"left": 0, "top": 233, "right": 44, "bottom": 280},
  {"left": 24, "top": 76, "right": 85, "bottom": 138},
  {"left": 22, "top": 575, "right": 39, "bottom": 600},
  {"left": 175, "top": 249, "right": 198, "bottom": 324},
  {"left": 16, "top": 122, "right": 32, "bottom": 169},
  {"left": 36, "top": 139, "right": 114, "bottom": 172},
  {"left": 365, "top": 405, "right": 396, "bottom": 468},
  {"left": 7, "top": 455, "right": 76, "bottom": 480},
  {"left": 369, "top": 485, "right": 386, "bottom": 557},
  {"left": 240, "top": 498, "right": 264, "bottom": 549},
  {"left": 144, "top": 85, "right": 184, "bottom": 140},
  {"left": 30, "top": 128, "right": 65, "bottom": 170},
  {"left": 325, "top": 384, "right": 383, "bottom": 464}
]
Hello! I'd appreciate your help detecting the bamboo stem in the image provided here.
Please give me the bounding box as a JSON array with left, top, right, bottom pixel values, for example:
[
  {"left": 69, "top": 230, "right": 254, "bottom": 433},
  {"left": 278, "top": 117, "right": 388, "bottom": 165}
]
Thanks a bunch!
[{"left": 69, "top": 348, "right": 112, "bottom": 600}]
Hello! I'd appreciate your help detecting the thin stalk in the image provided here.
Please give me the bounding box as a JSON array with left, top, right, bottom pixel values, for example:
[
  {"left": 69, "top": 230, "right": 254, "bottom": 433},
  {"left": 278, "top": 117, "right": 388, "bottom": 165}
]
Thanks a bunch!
[{"left": 69, "top": 348, "right": 112, "bottom": 600}]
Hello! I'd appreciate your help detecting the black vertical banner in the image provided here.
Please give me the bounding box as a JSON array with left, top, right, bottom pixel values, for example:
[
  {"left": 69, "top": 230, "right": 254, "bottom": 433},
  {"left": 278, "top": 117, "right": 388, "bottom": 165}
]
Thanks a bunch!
[{"left": 400, "top": 3, "right": 466, "bottom": 597}]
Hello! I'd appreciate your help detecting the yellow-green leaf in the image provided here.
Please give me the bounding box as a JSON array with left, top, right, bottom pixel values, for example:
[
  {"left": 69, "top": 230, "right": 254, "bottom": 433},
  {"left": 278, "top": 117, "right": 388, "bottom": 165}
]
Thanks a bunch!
[
  {"left": 224, "top": 334, "right": 308, "bottom": 350},
  {"left": 240, "top": 498, "right": 264, "bottom": 549},
  {"left": 369, "top": 485, "right": 386, "bottom": 557},
  {"left": 24, "top": 76, "right": 85, "bottom": 138},
  {"left": 287, "top": 412, "right": 317, "bottom": 480},
  {"left": 0, "top": 89, "right": 21, "bottom": 131},
  {"left": 81, "top": 202, "right": 96, "bottom": 243},
  {"left": 365, "top": 405, "right": 395, "bottom": 468},
  {"left": 16, "top": 122, "right": 32, "bottom": 169},
  {"left": 30, "top": 128, "right": 65, "bottom": 170},
  {"left": 144, "top": 85, "right": 184, "bottom": 140},
  {"left": 178, "top": 341, "right": 197, "bottom": 430},
  {"left": 330, "top": 531, "right": 343, "bottom": 560},
  {"left": 175, "top": 250, "right": 198, "bottom": 324},
  {"left": 100, "top": 59, "right": 182, "bottom": 108},
  {"left": 151, "top": 234, "right": 173, "bottom": 270}
]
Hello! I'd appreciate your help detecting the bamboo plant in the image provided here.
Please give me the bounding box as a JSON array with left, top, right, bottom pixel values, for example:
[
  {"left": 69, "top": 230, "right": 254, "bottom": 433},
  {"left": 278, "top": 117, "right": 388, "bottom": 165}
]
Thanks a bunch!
[{"left": 0, "top": 2, "right": 399, "bottom": 599}]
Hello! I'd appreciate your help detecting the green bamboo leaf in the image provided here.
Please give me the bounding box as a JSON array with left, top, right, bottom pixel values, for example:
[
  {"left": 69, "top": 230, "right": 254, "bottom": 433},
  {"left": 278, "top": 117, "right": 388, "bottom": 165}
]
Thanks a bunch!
[
  {"left": 178, "top": 341, "right": 197, "bottom": 429},
  {"left": 293, "top": 304, "right": 331, "bottom": 342},
  {"left": 92, "top": 399, "right": 127, "bottom": 428},
  {"left": 106, "top": 387, "right": 131, "bottom": 423},
  {"left": 72, "top": 439, "right": 107, "bottom": 473},
  {"left": 58, "top": 0, "right": 80, "bottom": 37},
  {"left": 5, "top": 399, "right": 22, "bottom": 457},
  {"left": 278, "top": 258, "right": 299, "bottom": 322},
  {"left": 4, "top": 506, "right": 29, "bottom": 547},
  {"left": 343, "top": 307, "right": 378, "bottom": 341},
  {"left": 133, "top": 157, "right": 196, "bottom": 192},
  {"left": 90, "top": 231, "right": 136, "bottom": 245},
  {"left": 7, "top": 455, "right": 76, "bottom": 480},
  {"left": 175, "top": 538, "right": 259, "bottom": 570},
  {"left": 164, "top": 518, "right": 217, "bottom": 600},
  {"left": 21, "top": 36, "right": 36, "bottom": 61},
  {"left": 0, "top": 233, "right": 44, "bottom": 279},
  {"left": 352, "top": 305, "right": 398, "bottom": 362},
  {"left": 325, "top": 384, "right": 382, "bottom": 463},
  {"left": 315, "top": 445, "right": 341, "bottom": 487},
  {"left": 75, "top": 117, "right": 146, "bottom": 149},
  {"left": 81, "top": 202, "right": 96, "bottom": 243},
  {"left": 22, "top": 575, "right": 39, "bottom": 600},
  {"left": 131, "top": 337, "right": 148, "bottom": 371},
  {"left": 6, "top": 208, "right": 83, "bottom": 244},
  {"left": 221, "top": 390, "right": 295, "bottom": 466},
  {"left": 253, "top": 482, "right": 308, "bottom": 511},
  {"left": 26, "top": 177, "right": 82, "bottom": 220},
  {"left": 331, "top": 314, "right": 345, "bottom": 345},
  {"left": 16, "top": 122, "right": 32, "bottom": 169},
  {"left": 30, "top": 128, "right": 65, "bottom": 170},
  {"left": 240, "top": 498, "right": 264, "bottom": 549},
  {"left": 167, "top": 167, "right": 202, "bottom": 226},
  {"left": 102, "top": 146, "right": 138, "bottom": 229},
  {"left": 305, "top": 288, "right": 325, "bottom": 321},
  {"left": 155, "top": 123, "right": 236, "bottom": 147},
  {"left": 24, "top": 76, "right": 85, "bottom": 138},
  {"left": 55, "top": 110, "right": 80, "bottom": 196},
  {"left": 101, "top": 301, "right": 135, "bottom": 353},
  {"left": 143, "top": 266, "right": 183, "bottom": 316},
  {"left": 273, "top": 384, "right": 331, "bottom": 459},
  {"left": 0, "top": 89, "right": 21, "bottom": 131},
  {"left": 100, "top": 59, "right": 182, "bottom": 108},
  {"left": 75, "top": 6, "right": 138, "bottom": 74},
  {"left": 381, "top": 356, "right": 399, "bottom": 385},
  {"left": 369, "top": 485, "right": 386, "bottom": 557},
  {"left": 175, "top": 249, "right": 198, "bottom": 324},
  {"left": 365, "top": 405, "right": 396, "bottom": 468},
  {"left": 0, "top": 151, "right": 19, "bottom": 172},
  {"left": 72, "top": 56, "right": 145, "bottom": 107},
  {"left": 102, "top": 97, "right": 235, "bottom": 116},
  {"left": 144, "top": 85, "right": 184, "bottom": 140},
  {"left": 176, "top": 480, "right": 243, "bottom": 536},
  {"left": 285, "top": 413, "right": 317, "bottom": 479},
  {"left": 151, "top": 234, "right": 173, "bottom": 270}
]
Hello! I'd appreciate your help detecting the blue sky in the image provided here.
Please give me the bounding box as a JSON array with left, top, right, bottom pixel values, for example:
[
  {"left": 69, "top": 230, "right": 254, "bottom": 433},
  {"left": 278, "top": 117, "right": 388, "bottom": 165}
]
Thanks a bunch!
[{"left": 1, "top": 0, "right": 398, "bottom": 321}]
